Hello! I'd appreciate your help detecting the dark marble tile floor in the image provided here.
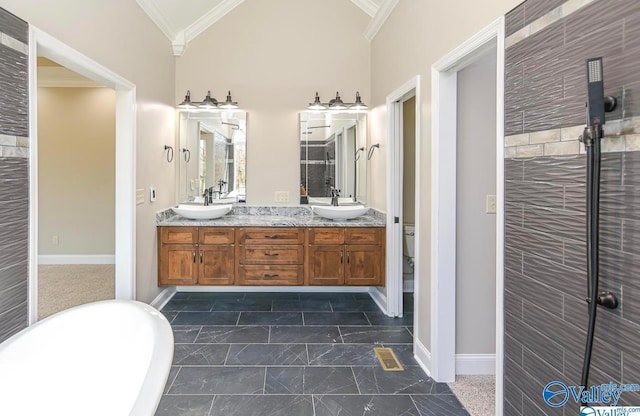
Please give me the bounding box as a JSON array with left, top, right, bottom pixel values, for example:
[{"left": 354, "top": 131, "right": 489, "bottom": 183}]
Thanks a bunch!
[{"left": 156, "top": 291, "right": 469, "bottom": 416}]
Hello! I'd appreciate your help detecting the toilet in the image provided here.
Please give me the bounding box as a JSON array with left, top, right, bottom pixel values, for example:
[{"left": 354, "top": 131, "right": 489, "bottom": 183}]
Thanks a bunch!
[{"left": 403, "top": 224, "right": 415, "bottom": 281}]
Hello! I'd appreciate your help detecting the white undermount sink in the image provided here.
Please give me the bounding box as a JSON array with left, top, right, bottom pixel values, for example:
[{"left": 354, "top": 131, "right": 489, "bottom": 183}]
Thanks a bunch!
[
  {"left": 173, "top": 204, "right": 232, "bottom": 220},
  {"left": 312, "top": 205, "right": 369, "bottom": 221}
]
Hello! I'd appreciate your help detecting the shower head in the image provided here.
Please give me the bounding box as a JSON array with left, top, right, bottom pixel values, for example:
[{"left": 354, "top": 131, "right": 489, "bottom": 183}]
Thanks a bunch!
[{"left": 585, "top": 57, "right": 617, "bottom": 127}]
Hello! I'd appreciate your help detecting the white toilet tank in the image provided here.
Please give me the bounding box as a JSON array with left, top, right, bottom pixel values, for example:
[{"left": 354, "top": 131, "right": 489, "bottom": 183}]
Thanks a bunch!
[{"left": 403, "top": 224, "right": 415, "bottom": 258}]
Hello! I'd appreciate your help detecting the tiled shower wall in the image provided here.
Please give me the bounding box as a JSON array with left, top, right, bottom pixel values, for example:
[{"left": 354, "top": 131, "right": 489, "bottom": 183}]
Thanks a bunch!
[
  {"left": 504, "top": 0, "right": 640, "bottom": 414},
  {"left": 0, "top": 7, "right": 29, "bottom": 343}
]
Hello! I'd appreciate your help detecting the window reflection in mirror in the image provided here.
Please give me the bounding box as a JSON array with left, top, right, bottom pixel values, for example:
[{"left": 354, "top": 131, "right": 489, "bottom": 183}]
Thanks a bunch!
[
  {"left": 299, "top": 112, "right": 367, "bottom": 206},
  {"left": 178, "top": 111, "right": 247, "bottom": 204}
]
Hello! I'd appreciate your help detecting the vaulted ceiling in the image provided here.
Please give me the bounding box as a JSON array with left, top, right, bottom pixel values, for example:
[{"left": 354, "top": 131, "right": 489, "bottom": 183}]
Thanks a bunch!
[{"left": 135, "top": 0, "right": 399, "bottom": 56}]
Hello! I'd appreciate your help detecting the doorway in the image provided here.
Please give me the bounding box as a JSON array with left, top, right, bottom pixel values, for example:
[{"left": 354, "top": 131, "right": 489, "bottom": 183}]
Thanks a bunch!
[
  {"left": 35, "top": 57, "right": 116, "bottom": 319},
  {"left": 27, "top": 27, "right": 137, "bottom": 323},
  {"left": 430, "top": 16, "right": 505, "bottom": 413}
]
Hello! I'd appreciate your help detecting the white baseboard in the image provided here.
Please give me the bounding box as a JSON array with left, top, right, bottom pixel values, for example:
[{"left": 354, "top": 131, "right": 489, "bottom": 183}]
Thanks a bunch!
[
  {"left": 150, "top": 287, "right": 176, "bottom": 310},
  {"left": 414, "top": 337, "right": 432, "bottom": 377},
  {"left": 175, "top": 286, "right": 371, "bottom": 293},
  {"left": 403, "top": 279, "right": 414, "bottom": 292},
  {"left": 368, "top": 287, "right": 388, "bottom": 314},
  {"left": 38, "top": 255, "right": 115, "bottom": 265},
  {"left": 456, "top": 354, "right": 496, "bottom": 375}
]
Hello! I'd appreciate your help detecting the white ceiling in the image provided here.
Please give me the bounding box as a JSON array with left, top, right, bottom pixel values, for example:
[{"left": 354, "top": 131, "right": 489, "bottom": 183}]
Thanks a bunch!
[{"left": 135, "top": 0, "right": 398, "bottom": 56}]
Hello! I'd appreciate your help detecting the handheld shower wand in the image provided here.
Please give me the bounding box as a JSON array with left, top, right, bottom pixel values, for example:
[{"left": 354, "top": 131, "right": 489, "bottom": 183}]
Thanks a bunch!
[{"left": 579, "top": 57, "right": 618, "bottom": 400}]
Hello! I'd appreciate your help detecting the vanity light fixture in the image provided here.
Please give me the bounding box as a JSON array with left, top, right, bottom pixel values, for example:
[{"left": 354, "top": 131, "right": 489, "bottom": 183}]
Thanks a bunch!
[
  {"left": 178, "top": 90, "right": 240, "bottom": 110},
  {"left": 219, "top": 91, "right": 239, "bottom": 109},
  {"left": 307, "top": 91, "right": 367, "bottom": 111}
]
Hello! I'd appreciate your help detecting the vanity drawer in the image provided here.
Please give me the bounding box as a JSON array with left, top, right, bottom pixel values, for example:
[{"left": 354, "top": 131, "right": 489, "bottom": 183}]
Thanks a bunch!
[
  {"left": 161, "top": 227, "right": 198, "bottom": 244},
  {"left": 199, "top": 227, "right": 235, "bottom": 245},
  {"left": 346, "top": 228, "right": 383, "bottom": 245},
  {"left": 240, "top": 245, "right": 304, "bottom": 265},
  {"left": 238, "top": 227, "right": 304, "bottom": 245},
  {"left": 309, "top": 228, "right": 345, "bottom": 245},
  {"left": 237, "top": 265, "right": 304, "bottom": 285}
]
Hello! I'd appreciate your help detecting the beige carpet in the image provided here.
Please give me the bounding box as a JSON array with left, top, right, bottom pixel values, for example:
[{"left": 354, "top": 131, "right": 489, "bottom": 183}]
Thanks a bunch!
[
  {"left": 38, "top": 264, "right": 115, "bottom": 319},
  {"left": 449, "top": 375, "right": 496, "bottom": 416}
]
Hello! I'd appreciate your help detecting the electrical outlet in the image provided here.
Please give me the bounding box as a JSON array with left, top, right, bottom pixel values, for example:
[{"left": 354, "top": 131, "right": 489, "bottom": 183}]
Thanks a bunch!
[
  {"left": 275, "top": 191, "right": 290, "bottom": 203},
  {"left": 52, "top": 235, "right": 59, "bottom": 245},
  {"left": 136, "top": 189, "right": 145, "bottom": 205},
  {"left": 486, "top": 195, "right": 497, "bottom": 214}
]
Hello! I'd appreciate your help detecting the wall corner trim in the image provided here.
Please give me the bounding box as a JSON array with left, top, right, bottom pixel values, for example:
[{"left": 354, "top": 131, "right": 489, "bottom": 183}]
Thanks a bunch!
[
  {"left": 455, "top": 354, "right": 496, "bottom": 375},
  {"left": 364, "top": 0, "right": 399, "bottom": 42},
  {"left": 414, "top": 337, "right": 432, "bottom": 377},
  {"left": 38, "top": 255, "right": 116, "bottom": 265},
  {"left": 150, "top": 287, "right": 176, "bottom": 310},
  {"left": 368, "top": 286, "right": 388, "bottom": 314}
]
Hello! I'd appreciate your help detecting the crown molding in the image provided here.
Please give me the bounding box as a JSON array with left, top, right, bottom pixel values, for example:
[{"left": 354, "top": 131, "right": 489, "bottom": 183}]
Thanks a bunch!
[
  {"left": 184, "top": 0, "right": 245, "bottom": 45},
  {"left": 350, "top": 0, "right": 379, "bottom": 18},
  {"left": 172, "top": 31, "right": 187, "bottom": 56},
  {"left": 135, "top": 0, "right": 177, "bottom": 41},
  {"left": 364, "top": 0, "right": 399, "bottom": 41}
]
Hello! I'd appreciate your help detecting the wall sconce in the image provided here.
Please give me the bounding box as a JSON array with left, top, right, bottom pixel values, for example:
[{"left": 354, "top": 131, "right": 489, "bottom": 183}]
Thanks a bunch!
[
  {"left": 307, "top": 91, "right": 368, "bottom": 111},
  {"left": 178, "top": 90, "right": 239, "bottom": 110}
]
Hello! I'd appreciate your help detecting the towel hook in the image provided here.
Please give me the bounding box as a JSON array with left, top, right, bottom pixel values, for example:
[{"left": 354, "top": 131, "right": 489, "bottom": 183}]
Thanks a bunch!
[
  {"left": 164, "top": 145, "right": 174, "bottom": 162},
  {"left": 355, "top": 147, "right": 365, "bottom": 162},
  {"left": 181, "top": 148, "right": 191, "bottom": 163},
  {"left": 367, "top": 144, "right": 380, "bottom": 160}
]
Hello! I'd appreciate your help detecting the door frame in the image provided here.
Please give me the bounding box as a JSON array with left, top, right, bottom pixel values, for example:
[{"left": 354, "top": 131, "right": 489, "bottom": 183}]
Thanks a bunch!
[
  {"left": 385, "top": 75, "right": 421, "bottom": 318},
  {"left": 28, "top": 27, "right": 137, "bottom": 323},
  {"left": 430, "top": 15, "right": 505, "bottom": 410}
]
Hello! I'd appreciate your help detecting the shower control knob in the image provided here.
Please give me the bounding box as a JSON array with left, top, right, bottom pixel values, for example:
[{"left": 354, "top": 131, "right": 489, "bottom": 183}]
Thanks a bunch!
[{"left": 597, "top": 291, "right": 618, "bottom": 309}]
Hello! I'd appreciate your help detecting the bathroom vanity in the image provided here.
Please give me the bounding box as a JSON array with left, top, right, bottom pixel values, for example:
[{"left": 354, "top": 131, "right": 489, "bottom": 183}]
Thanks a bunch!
[{"left": 156, "top": 207, "right": 385, "bottom": 287}]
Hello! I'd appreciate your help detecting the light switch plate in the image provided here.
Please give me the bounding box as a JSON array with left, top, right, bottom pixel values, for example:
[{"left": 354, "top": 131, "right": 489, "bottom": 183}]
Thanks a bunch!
[
  {"left": 136, "top": 189, "right": 145, "bottom": 205},
  {"left": 275, "top": 191, "right": 290, "bottom": 203},
  {"left": 486, "top": 195, "right": 497, "bottom": 214},
  {"left": 149, "top": 187, "right": 157, "bottom": 202}
]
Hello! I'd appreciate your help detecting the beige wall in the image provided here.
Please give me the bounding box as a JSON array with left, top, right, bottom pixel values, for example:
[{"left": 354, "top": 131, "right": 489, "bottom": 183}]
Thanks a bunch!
[
  {"left": 176, "top": 0, "right": 371, "bottom": 205},
  {"left": 456, "top": 51, "right": 497, "bottom": 355},
  {"left": 370, "top": 0, "right": 521, "bottom": 353},
  {"left": 38, "top": 87, "right": 115, "bottom": 256},
  {"left": 403, "top": 96, "right": 416, "bottom": 224},
  {"left": 1, "top": 0, "right": 176, "bottom": 303}
]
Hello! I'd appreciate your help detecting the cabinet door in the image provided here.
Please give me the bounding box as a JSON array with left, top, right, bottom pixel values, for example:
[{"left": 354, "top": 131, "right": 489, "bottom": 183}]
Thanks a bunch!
[
  {"left": 308, "top": 245, "right": 345, "bottom": 286},
  {"left": 345, "top": 245, "right": 383, "bottom": 286},
  {"left": 159, "top": 244, "right": 198, "bottom": 286},
  {"left": 199, "top": 245, "right": 235, "bottom": 285}
]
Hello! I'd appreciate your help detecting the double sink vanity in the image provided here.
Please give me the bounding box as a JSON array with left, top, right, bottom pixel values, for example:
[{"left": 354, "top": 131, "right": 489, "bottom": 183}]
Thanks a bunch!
[{"left": 157, "top": 109, "right": 385, "bottom": 288}]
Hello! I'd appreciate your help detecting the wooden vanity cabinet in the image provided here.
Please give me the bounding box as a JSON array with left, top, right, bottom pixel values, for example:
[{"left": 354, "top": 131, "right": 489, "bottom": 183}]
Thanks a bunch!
[
  {"left": 237, "top": 227, "right": 305, "bottom": 285},
  {"left": 158, "top": 226, "right": 384, "bottom": 286},
  {"left": 158, "top": 226, "right": 235, "bottom": 286},
  {"left": 307, "top": 227, "right": 384, "bottom": 286}
]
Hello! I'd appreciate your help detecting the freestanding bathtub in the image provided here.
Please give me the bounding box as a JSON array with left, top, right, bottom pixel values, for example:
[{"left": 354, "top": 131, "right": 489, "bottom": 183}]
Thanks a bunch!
[{"left": 0, "top": 300, "right": 174, "bottom": 416}]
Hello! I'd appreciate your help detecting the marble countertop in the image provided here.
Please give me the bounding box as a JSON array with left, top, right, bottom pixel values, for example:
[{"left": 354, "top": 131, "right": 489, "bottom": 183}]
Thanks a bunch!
[{"left": 156, "top": 206, "right": 386, "bottom": 227}]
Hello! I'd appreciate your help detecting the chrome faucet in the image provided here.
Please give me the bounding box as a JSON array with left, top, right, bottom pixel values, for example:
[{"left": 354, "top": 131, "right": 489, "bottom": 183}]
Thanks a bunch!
[
  {"left": 203, "top": 187, "right": 215, "bottom": 206},
  {"left": 330, "top": 188, "right": 341, "bottom": 206}
]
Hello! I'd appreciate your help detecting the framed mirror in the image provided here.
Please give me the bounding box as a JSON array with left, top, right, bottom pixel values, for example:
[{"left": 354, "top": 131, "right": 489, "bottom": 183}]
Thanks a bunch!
[
  {"left": 178, "top": 111, "right": 247, "bottom": 204},
  {"left": 299, "top": 111, "right": 367, "bottom": 205}
]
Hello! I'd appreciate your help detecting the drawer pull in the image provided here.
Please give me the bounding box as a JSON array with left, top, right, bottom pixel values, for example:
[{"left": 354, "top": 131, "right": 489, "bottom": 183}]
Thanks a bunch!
[
  {"left": 263, "top": 274, "right": 280, "bottom": 278},
  {"left": 340, "top": 250, "right": 344, "bottom": 264},
  {"left": 192, "top": 251, "right": 196, "bottom": 263},
  {"left": 347, "top": 250, "right": 351, "bottom": 264},
  {"left": 264, "top": 235, "right": 280, "bottom": 239},
  {"left": 200, "top": 251, "right": 203, "bottom": 263},
  {"left": 264, "top": 253, "right": 280, "bottom": 257}
]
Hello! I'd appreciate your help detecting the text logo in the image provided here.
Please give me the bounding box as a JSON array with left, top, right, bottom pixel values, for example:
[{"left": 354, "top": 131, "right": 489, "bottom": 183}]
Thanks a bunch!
[{"left": 542, "top": 381, "right": 640, "bottom": 408}]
